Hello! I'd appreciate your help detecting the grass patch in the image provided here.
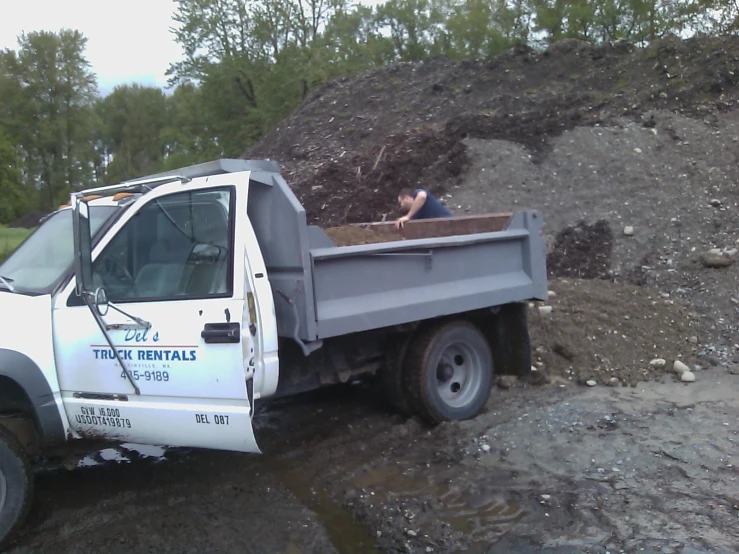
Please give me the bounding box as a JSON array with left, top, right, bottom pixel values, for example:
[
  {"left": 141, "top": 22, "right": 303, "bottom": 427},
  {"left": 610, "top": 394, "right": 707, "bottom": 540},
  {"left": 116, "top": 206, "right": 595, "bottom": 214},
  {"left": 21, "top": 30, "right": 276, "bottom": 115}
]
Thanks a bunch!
[{"left": 0, "top": 225, "right": 32, "bottom": 264}]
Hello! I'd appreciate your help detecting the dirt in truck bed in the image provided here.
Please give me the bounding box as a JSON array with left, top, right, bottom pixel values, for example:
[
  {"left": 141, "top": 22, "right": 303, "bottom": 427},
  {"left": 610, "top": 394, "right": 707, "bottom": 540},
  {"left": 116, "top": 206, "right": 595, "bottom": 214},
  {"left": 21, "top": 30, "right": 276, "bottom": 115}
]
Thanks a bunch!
[
  {"left": 9, "top": 34, "right": 739, "bottom": 553},
  {"left": 323, "top": 225, "right": 407, "bottom": 246}
]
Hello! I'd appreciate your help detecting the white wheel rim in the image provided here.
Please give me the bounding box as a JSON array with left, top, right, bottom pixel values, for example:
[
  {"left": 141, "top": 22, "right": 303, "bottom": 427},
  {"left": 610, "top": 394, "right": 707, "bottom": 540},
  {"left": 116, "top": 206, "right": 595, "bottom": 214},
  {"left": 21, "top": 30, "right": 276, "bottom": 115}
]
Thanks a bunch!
[{"left": 435, "top": 341, "right": 485, "bottom": 409}]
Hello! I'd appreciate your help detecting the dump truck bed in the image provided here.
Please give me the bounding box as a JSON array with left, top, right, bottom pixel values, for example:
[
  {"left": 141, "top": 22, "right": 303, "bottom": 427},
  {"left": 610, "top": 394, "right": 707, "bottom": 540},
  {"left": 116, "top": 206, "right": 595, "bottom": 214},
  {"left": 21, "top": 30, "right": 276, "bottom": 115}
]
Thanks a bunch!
[
  {"left": 308, "top": 213, "right": 547, "bottom": 339},
  {"left": 137, "top": 159, "right": 548, "bottom": 344}
]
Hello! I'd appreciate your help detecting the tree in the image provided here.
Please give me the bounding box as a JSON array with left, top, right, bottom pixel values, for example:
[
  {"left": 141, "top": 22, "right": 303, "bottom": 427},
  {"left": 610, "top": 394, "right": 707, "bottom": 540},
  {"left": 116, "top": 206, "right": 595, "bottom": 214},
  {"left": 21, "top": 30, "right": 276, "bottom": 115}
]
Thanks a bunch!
[
  {"left": 160, "top": 82, "right": 222, "bottom": 170},
  {"left": 167, "top": 0, "right": 353, "bottom": 154},
  {"left": 441, "top": 0, "right": 519, "bottom": 59},
  {"left": 96, "top": 84, "right": 169, "bottom": 183},
  {"left": 0, "top": 51, "right": 23, "bottom": 142},
  {"left": 10, "top": 29, "right": 98, "bottom": 209},
  {"left": 0, "top": 126, "right": 27, "bottom": 224},
  {"left": 317, "top": 5, "right": 395, "bottom": 73},
  {"left": 375, "top": 0, "right": 445, "bottom": 61}
]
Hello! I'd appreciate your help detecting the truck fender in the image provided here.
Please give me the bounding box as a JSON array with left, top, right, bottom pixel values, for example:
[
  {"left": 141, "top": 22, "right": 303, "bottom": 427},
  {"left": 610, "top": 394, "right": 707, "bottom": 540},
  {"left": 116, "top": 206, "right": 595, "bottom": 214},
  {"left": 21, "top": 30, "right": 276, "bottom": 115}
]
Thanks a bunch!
[{"left": 0, "top": 349, "right": 66, "bottom": 448}]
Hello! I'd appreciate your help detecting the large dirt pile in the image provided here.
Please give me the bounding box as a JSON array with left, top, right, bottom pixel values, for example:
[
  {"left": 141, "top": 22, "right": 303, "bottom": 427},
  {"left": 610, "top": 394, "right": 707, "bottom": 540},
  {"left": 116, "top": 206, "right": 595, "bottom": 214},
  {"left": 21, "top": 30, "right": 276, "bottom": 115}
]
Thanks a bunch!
[
  {"left": 245, "top": 36, "right": 739, "bottom": 226},
  {"left": 243, "top": 34, "right": 739, "bottom": 378}
]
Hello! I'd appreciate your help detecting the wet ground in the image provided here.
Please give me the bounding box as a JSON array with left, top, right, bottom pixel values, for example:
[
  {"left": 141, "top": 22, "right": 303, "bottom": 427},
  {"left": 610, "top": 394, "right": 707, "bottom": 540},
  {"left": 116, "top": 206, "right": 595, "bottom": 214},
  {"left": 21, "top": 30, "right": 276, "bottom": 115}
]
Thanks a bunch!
[{"left": 5, "top": 364, "right": 739, "bottom": 554}]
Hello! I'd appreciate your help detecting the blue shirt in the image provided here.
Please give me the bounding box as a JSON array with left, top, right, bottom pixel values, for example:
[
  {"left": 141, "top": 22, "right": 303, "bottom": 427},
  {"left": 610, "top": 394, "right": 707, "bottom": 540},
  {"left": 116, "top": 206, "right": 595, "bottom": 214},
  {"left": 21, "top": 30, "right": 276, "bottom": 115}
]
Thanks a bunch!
[{"left": 411, "top": 189, "right": 453, "bottom": 220}]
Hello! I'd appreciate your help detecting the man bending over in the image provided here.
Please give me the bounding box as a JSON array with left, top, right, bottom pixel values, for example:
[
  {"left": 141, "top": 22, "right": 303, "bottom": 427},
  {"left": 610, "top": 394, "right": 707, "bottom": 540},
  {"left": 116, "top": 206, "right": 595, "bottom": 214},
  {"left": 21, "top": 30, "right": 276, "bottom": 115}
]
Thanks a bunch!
[{"left": 396, "top": 188, "right": 452, "bottom": 229}]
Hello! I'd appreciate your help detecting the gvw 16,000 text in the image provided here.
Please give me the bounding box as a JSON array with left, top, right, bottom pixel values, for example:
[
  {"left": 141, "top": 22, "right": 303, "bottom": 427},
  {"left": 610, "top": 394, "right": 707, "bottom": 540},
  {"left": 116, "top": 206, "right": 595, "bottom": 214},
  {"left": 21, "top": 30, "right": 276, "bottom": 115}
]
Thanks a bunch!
[{"left": 76, "top": 407, "right": 131, "bottom": 428}]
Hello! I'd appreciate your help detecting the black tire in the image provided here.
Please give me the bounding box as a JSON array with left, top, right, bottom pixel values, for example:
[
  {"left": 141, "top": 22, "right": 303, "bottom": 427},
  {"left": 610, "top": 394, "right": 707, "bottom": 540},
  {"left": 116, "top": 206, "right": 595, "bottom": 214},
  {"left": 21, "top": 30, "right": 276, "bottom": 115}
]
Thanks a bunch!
[
  {"left": 379, "top": 337, "right": 413, "bottom": 416},
  {"left": 0, "top": 425, "right": 33, "bottom": 549},
  {"left": 405, "top": 320, "right": 494, "bottom": 424}
]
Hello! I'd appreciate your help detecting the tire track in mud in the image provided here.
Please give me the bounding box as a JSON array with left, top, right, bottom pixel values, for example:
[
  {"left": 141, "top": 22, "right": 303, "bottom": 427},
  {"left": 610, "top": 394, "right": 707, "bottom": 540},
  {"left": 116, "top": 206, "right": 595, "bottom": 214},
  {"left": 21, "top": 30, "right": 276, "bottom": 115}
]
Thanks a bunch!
[
  {"left": 5, "top": 370, "right": 739, "bottom": 553},
  {"left": 255, "top": 373, "right": 739, "bottom": 554},
  {"left": 254, "top": 384, "right": 578, "bottom": 552}
]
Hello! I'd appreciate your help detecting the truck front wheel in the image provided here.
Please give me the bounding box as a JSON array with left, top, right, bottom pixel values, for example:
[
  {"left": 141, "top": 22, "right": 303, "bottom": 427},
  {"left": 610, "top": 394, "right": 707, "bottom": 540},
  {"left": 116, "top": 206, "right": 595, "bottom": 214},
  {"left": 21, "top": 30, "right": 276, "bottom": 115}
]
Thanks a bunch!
[
  {"left": 0, "top": 426, "right": 33, "bottom": 549},
  {"left": 405, "top": 320, "right": 494, "bottom": 424}
]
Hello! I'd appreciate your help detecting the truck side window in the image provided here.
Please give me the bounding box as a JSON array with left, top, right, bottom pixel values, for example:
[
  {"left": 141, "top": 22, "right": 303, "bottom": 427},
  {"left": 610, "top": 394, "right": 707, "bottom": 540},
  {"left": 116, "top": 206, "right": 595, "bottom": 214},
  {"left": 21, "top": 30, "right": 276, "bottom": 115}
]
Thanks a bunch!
[{"left": 92, "top": 188, "right": 233, "bottom": 303}]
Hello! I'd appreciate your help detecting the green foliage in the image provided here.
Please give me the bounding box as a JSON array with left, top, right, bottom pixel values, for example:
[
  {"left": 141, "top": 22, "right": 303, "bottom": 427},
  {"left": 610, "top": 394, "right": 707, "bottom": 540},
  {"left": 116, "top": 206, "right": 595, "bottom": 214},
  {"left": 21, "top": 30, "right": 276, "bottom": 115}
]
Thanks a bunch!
[
  {"left": 2, "top": 29, "right": 98, "bottom": 210},
  {"left": 160, "top": 82, "right": 222, "bottom": 168},
  {"left": 166, "top": 0, "right": 365, "bottom": 153},
  {"left": 0, "top": 225, "right": 31, "bottom": 264},
  {"left": 442, "top": 0, "right": 519, "bottom": 58},
  {"left": 0, "top": 127, "right": 27, "bottom": 224},
  {"left": 95, "top": 84, "right": 169, "bottom": 183},
  {"left": 375, "top": 0, "right": 444, "bottom": 61}
]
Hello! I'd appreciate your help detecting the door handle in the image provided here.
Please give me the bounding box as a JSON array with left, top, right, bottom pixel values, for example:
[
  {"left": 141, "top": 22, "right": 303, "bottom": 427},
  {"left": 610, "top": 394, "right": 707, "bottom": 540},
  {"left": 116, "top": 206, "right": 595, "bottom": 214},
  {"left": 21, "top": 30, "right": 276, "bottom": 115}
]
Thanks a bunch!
[{"left": 201, "top": 322, "right": 241, "bottom": 344}]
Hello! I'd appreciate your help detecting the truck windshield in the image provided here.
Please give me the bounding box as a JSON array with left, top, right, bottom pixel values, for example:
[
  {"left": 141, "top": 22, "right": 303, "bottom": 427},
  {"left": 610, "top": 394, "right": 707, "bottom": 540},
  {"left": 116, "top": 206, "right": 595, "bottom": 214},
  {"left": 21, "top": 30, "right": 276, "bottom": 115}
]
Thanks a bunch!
[{"left": 0, "top": 206, "right": 118, "bottom": 295}]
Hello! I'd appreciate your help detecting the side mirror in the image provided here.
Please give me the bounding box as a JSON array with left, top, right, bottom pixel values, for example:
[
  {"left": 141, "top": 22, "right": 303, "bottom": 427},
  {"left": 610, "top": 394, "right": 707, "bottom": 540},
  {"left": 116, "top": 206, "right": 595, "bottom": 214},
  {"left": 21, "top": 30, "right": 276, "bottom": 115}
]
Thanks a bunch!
[
  {"left": 95, "top": 287, "right": 109, "bottom": 316},
  {"left": 71, "top": 194, "right": 93, "bottom": 297}
]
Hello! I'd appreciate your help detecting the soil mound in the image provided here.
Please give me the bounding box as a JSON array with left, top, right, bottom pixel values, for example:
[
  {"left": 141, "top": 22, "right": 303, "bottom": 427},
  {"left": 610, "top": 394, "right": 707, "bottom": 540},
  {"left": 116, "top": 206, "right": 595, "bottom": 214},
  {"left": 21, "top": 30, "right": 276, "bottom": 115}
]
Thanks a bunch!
[
  {"left": 245, "top": 35, "right": 739, "bottom": 228},
  {"left": 547, "top": 220, "right": 614, "bottom": 279},
  {"left": 286, "top": 127, "right": 466, "bottom": 226},
  {"left": 529, "top": 278, "right": 702, "bottom": 387}
]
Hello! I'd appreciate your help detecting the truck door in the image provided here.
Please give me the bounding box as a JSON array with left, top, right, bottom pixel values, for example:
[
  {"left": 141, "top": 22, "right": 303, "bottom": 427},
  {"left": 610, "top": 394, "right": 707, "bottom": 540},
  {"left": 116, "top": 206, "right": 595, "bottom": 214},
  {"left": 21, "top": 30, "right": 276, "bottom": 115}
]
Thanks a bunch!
[{"left": 52, "top": 175, "right": 261, "bottom": 453}]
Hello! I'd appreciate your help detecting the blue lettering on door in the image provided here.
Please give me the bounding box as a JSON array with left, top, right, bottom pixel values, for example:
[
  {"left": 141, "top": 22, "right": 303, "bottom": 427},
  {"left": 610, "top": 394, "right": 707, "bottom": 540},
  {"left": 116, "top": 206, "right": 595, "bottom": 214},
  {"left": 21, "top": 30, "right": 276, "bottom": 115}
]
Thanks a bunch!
[
  {"left": 93, "top": 348, "right": 133, "bottom": 360},
  {"left": 124, "top": 329, "right": 159, "bottom": 343},
  {"left": 135, "top": 349, "right": 198, "bottom": 362}
]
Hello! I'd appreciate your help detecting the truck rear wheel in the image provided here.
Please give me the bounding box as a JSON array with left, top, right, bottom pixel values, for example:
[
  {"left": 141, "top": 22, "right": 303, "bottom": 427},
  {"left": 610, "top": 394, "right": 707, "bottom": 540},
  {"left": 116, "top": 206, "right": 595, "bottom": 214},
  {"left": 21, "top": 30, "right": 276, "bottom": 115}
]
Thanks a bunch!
[
  {"left": 405, "top": 320, "right": 494, "bottom": 424},
  {"left": 0, "top": 425, "right": 33, "bottom": 549}
]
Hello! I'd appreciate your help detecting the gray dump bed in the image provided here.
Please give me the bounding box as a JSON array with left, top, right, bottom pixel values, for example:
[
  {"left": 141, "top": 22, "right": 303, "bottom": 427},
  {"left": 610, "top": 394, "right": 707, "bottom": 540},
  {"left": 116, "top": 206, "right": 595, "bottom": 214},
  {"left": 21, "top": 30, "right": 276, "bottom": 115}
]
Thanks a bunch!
[{"left": 139, "top": 159, "right": 548, "bottom": 346}]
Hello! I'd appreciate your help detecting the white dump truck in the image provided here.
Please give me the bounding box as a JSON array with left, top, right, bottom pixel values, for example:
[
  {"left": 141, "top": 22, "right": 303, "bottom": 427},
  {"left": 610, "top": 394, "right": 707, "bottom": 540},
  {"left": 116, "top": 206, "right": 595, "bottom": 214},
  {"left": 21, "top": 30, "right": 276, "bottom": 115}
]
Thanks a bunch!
[{"left": 0, "top": 159, "right": 547, "bottom": 546}]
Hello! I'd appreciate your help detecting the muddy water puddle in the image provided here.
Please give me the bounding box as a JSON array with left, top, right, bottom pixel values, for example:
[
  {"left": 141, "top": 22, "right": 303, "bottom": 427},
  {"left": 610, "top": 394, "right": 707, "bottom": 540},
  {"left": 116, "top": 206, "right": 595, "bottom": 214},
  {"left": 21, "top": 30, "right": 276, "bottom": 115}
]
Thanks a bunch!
[
  {"left": 261, "top": 453, "right": 533, "bottom": 553},
  {"left": 353, "top": 463, "right": 527, "bottom": 528},
  {"left": 254, "top": 387, "right": 559, "bottom": 552},
  {"left": 265, "top": 457, "right": 382, "bottom": 554}
]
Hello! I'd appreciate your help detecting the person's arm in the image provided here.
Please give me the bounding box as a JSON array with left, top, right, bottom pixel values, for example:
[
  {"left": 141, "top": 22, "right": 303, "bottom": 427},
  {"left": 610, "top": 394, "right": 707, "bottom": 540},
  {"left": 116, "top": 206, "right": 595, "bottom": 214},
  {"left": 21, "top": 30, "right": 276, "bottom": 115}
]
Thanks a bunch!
[
  {"left": 405, "top": 190, "right": 427, "bottom": 219},
  {"left": 396, "top": 190, "right": 427, "bottom": 228}
]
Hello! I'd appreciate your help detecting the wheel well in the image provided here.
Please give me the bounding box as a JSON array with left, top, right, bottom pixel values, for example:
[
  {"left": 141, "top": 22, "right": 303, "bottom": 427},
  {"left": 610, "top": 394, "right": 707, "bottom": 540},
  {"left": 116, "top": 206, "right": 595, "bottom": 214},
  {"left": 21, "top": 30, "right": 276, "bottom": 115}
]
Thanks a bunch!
[{"left": 0, "top": 376, "right": 41, "bottom": 456}]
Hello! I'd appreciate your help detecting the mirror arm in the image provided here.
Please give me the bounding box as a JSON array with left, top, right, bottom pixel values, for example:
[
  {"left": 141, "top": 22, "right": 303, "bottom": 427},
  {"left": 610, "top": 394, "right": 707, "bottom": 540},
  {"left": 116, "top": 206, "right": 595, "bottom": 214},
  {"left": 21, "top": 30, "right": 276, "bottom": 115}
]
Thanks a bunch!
[
  {"left": 82, "top": 292, "right": 141, "bottom": 395},
  {"left": 107, "top": 303, "right": 151, "bottom": 330}
]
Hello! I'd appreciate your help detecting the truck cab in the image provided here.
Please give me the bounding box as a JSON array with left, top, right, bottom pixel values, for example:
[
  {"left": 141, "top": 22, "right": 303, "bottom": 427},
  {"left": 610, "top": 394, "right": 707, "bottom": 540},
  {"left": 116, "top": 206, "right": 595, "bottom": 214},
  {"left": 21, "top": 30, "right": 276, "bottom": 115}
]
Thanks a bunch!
[
  {"left": 0, "top": 164, "right": 282, "bottom": 546},
  {"left": 2, "top": 166, "right": 276, "bottom": 450}
]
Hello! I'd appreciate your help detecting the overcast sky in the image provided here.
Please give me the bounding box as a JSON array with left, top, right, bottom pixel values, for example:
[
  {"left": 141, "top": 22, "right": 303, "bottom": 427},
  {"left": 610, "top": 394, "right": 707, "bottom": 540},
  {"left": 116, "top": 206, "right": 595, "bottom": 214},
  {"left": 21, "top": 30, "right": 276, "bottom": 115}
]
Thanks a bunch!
[{"left": 0, "top": 0, "right": 184, "bottom": 96}]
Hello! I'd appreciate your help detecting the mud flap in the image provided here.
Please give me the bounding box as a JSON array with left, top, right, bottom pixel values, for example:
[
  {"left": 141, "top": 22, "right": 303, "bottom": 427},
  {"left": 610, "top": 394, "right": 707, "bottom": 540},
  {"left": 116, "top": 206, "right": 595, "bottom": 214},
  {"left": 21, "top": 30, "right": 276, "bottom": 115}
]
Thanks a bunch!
[{"left": 487, "top": 302, "right": 532, "bottom": 377}]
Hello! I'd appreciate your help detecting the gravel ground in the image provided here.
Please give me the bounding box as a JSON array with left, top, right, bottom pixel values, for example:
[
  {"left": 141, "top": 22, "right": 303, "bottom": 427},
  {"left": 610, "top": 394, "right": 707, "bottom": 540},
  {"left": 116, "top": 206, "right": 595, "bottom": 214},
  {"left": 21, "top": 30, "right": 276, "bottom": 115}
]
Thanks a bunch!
[{"left": 7, "top": 365, "right": 738, "bottom": 554}]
